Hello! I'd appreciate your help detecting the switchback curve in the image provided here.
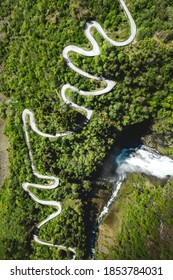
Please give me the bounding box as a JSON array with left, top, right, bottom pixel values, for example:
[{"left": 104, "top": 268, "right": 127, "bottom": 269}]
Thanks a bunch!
[{"left": 22, "top": 0, "right": 136, "bottom": 259}]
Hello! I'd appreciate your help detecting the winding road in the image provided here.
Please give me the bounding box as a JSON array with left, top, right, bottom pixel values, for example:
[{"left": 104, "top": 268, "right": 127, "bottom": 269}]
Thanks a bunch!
[{"left": 22, "top": 0, "right": 136, "bottom": 259}]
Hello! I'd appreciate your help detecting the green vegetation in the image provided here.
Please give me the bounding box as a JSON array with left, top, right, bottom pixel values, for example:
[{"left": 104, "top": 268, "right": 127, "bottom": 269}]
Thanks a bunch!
[
  {"left": 96, "top": 174, "right": 173, "bottom": 260},
  {"left": 0, "top": 0, "right": 173, "bottom": 259}
]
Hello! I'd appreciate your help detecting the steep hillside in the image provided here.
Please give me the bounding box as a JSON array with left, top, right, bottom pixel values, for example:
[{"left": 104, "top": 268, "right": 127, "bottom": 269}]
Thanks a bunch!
[{"left": 0, "top": 0, "right": 172, "bottom": 260}]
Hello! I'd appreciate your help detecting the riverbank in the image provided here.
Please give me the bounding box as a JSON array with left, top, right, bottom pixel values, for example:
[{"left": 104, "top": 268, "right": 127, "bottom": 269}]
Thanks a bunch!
[{"left": 95, "top": 122, "right": 173, "bottom": 259}]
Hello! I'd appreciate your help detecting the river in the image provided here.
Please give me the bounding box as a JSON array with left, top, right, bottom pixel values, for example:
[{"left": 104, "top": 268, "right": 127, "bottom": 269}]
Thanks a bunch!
[{"left": 90, "top": 145, "right": 173, "bottom": 258}]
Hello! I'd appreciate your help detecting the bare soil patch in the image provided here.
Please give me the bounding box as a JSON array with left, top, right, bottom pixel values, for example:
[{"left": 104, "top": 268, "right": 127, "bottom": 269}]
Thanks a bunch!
[
  {"left": 0, "top": 93, "right": 9, "bottom": 187},
  {"left": 0, "top": 119, "right": 9, "bottom": 187}
]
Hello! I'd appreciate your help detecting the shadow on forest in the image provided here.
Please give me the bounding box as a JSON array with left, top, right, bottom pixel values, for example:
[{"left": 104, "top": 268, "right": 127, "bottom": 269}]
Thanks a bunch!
[{"left": 84, "top": 118, "right": 152, "bottom": 258}]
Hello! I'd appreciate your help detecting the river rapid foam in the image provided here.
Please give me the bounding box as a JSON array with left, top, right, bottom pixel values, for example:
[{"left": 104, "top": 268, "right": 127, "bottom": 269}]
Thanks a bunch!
[
  {"left": 90, "top": 145, "right": 173, "bottom": 258},
  {"left": 116, "top": 145, "right": 173, "bottom": 179}
]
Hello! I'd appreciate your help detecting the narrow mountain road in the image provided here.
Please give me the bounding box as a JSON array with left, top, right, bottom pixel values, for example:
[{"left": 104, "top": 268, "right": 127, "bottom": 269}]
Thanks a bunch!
[{"left": 22, "top": 0, "right": 136, "bottom": 259}]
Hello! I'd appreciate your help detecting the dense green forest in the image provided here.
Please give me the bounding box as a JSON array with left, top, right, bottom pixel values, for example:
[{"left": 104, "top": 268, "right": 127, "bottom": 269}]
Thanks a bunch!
[{"left": 0, "top": 0, "right": 173, "bottom": 259}]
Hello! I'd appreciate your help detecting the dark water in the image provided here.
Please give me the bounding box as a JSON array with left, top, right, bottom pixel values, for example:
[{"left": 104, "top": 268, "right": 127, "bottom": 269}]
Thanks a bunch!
[{"left": 89, "top": 118, "right": 152, "bottom": 259}]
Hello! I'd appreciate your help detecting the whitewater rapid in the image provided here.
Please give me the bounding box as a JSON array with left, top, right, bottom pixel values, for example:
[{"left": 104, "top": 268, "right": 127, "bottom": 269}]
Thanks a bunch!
[
  {"left": 22, "top": 0, "right": 136, "bottom": 259},
  {"left": 100, "top": 145, "right": 173, "bottom": 222},
  {"left": 90, "top": 145, "right": 173, "bottom": 258},
  {"left": 116, "top": 145, "right": 173, "bottom": 179}
]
